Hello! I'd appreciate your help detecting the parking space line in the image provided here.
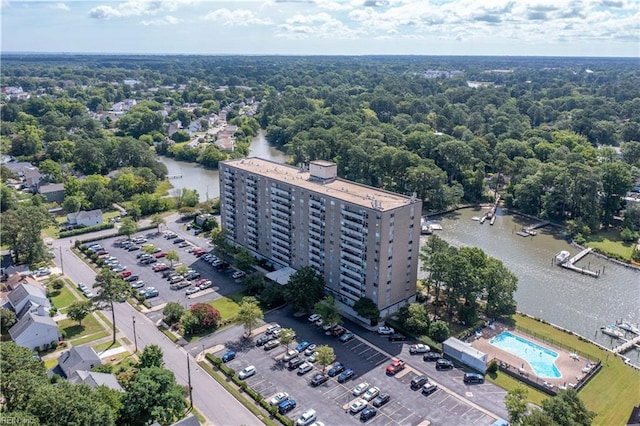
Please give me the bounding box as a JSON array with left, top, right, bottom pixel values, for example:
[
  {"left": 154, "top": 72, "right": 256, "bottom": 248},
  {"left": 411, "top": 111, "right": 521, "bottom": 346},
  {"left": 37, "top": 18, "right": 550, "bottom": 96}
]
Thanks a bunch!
[
  {"left": 349, "top": 342, "right": 365, "bottom": 351},
  {"left": 358, "top": 347, "right": 373, "bottom": 356}
]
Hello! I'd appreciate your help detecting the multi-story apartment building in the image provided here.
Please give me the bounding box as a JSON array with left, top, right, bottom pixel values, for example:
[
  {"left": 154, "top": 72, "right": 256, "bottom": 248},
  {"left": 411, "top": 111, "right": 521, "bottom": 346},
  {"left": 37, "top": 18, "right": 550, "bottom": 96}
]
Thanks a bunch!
[{"left": 219, "top": 158, "right": 422, "bottom": 318}]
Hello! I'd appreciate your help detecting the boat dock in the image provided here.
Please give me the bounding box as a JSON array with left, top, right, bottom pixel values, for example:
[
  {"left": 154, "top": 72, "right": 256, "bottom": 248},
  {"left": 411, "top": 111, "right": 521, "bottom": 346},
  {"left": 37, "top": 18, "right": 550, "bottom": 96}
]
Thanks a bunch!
[
  {"left": 167, "top": 174, "right": 183, "bottom": 179},
  {"left": 557, "top": 248, "right": 601, "bottom": 278},
  {"left": 479, "top": 194, "right": 500, "bottom": 225},
  {"left": 613, "top": 335, "right": 640, "bottom": 354},
  {"left": 517, "top": 220, "right": 550, "bottom": 237}
]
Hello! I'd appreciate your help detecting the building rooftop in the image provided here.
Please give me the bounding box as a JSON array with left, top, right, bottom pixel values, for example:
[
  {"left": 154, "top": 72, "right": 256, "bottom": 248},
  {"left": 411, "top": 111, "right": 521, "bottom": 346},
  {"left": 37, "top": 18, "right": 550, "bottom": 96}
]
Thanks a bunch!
[{"left": 224, "top": 157, "right": 417, "bottom": 212}]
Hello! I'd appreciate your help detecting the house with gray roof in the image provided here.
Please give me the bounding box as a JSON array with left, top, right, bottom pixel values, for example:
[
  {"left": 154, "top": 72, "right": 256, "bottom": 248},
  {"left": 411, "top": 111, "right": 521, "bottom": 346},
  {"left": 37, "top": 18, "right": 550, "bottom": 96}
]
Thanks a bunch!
[
  {"left": 68, "top": 370, "right": 123, "bottom": 392},
  {"left": 9, "top": 310, "right": 60, "bottom": 351},
  {"left": 8, "top": 283, "right": 50, "bottom": 316},
  {"left": 67, "top": 209, "right": 103, "bottom": 228},
  {"left": 39, "top": 183, "right": 65, "bottom": 203},
  {"left": 58, "top": 346, "right": 102, "bottom": 378}
]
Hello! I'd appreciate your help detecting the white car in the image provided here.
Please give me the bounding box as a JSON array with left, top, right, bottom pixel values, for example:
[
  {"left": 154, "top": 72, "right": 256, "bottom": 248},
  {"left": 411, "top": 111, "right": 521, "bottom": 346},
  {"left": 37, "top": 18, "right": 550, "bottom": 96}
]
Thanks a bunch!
[
  {"left": 238, "top": 365, "right": 256, "bottom": 380},
  {"left": 232, "top": 271, "right": 246, "bottom": 279},
  {"left": 297, "top": 362, "right": 313, "bottom": 375},
  {"left": 304, "top": 344, "right": 317, "bottom": 356},
  {"left": 363, "top": 386, "right": 380, "bottom": 401},
  {"left": 349, "top": 399, "right": 367, "bottom": 414},
  {"left": 283, "top": 350, "right": 299, "bottom": 362},
  {"left": 377, "top": 326, "right": 395, "bottom": 335},
  {"left": 308, "top": 313, "right": 321, "bottom": 323},
  {"left": 409, "top": 344, "right": 430, "bottom": 354},
  {"left": 352, "top": 382, "right": 370, "bottom": 396},
  {"left": 269, "top": 391, "right": 289, "bottom": 406},
  {"left": 295, "top": 409, "right": 317, "bottom": 426},
  {"left": 185, "top": 286, "right": 201, "bottom": 295}
]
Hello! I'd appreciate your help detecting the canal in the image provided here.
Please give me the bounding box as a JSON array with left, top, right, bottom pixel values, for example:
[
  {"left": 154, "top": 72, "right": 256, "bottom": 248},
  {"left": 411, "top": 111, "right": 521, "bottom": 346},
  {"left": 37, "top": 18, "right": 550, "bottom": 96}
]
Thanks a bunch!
[{"left": 423, "top": 207, "right": 640, "bottom": 361}]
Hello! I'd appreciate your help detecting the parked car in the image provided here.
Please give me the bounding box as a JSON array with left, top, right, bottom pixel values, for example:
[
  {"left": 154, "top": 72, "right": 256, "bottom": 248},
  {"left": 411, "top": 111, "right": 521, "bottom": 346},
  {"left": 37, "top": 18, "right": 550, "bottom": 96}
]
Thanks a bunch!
[
  {"left": 185, "top": 286, "right": 201, "bottom": 295},
  {"left": 463, "top": 373, "right": 485, "bottom": 384},
  {"left": 360, "top": 407, "right": 377, "bottom": 422},
  {"left": 295, "top": 341, "right": 311, "bottom": 352},
  {"left": 144, "top": 289, "right": 159, "bottom": 299},
  {"left": 410, "top": 375, "right": 428, "bottom": 390},
  {"left": 308, "top": 313, "right": 321, "bottom": 323},
  {"left": 297, "top": 362, "right": 313, "bottom": 375},
  {"left": 238, "top": 365, "right": 256, "bottom": 380},
  {"left": 125, "top": 274, "right": 139, "bottom": 282},
  {"left": 339, "top": 332, "right": 355, "bottom": 343},
  {"left": 283, "top": 350, "right": 299, "bottom": 362},
  {"left": 256, "top": 334, "right": 275, "bottom": 346},
  {"left": 422, "top": 381, "right": 438, "bottom": 396},
  {"left": 131, "top": 281, "right": 145, "bottom": 289},
  {"left": 198, "top": 280, "right": 213, "bottom": 290},
  {"left": 337, "top": 368, "right": 354, "bottom": 383},
  {"left": 278, "top": 399, "right": 296, "bottom": 415},
  {"left": 409, "top": 344, "right": 430, "bottom": 354},
  {"left": 363, "top": 386, "right": 380, "bottom": 401},
  {"left": 310, "top": 373, "right": 328, "bottom": 387},
  {"left": 120, "top": 270, "right": 132, "bottom": 278},
  {"left": 263, "top": 340, "right": 280, "bottom": 351},
  {"left": 332, "top": 326, "right": 346, "bottom": 337},
  {"left": 155, "top": 252, "right": 167, "bottom": 258},
  {"left": 178, "top": 242, "right": 191, "bottom": 248},
  {"left": 327, "top": 363, "right": 344, "bottom": 377},
  {"left": 436, "top": 359, "right": 454, "bottom": 370},
  {"left": 372, "top": 393, "right": 390, "bottom": 407},
  {"left": 153, "top": 263, "right": 168, "bottom": 272},
  {"left": 287, "top": 357, "right": 305, "bottom": 370},
  {"left": 173, "top": 238, "right": 185, "bottom": 244},
  {"left": 349, "top": 399, "right": 367, "bottom": 414},
  {"left": 222, "top": 350, "right": 236, "bottom": 363},
  {"left": 377, "top": 326, "right": 395, "bottom": 335},
  {"left": 352, "top": 382, "right": 370, "bottom": 396},
  {"left": 127, "top": 245, "right": 140, "bottom": 251},
  {"left": 266, "top": 324, "right": 281, "bottom": 335},
  {"left": 295, "top": 409, "right": 317, "bottom": 426},
  {"left": 269, "top": 392, "right": 289, "bottom": 406},
  {"left": 304, "top": 344, "right": 317, "bottom": 356},
  {"left": 185, "top": 272, "right": 201, "bottom": 280},
  {"left": 232, "top": 271, "right": 246, "bottom": 279},
  {"left": 423, "top": 352, "right": 442, "bottom": 362},
  {"left": 388, "top": 333, "right": 407, "bottom": 341}
]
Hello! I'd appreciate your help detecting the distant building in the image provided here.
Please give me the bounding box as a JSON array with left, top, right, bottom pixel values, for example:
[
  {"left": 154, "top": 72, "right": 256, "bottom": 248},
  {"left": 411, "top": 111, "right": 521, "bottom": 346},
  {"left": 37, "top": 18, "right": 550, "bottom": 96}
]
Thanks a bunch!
[
  {"left": 67, "top": 209, "right": 103, "bottom": 228},
  {"left": 219, "top": 158, "right": 421, "bottom": 318},
  {"left": 39, "top": 183, "right": 65, "bottom": 203}
]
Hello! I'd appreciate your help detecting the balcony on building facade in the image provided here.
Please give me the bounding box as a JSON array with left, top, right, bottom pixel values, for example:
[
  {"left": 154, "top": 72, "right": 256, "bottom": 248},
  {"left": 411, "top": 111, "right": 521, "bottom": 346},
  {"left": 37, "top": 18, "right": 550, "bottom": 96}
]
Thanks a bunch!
[
  {"left": 271, "top": 204, "right": 291, "bottom": 215},
  {"left": 271, "top": 228, "right": 290, "bottom": 243},
  {"left": 340, "top": 224, "right": 364, "bottom": 240},
  {"left": 341, "top": 209, "right": 366, "bottom": 223},
  {"left": 272, "top": 222, "right": 290, "bottom": 235},
  {"left": 308, "top": 227, "right": 324, "bottom": 241},
  {"left": 340, "top": 272, "right": 363, "bottom": 289},
  {"left": 339, "top": 286, "right": 363, "bottom": 301},
  {"left": 341, "top": 252, "right": 364, "bottom": 268},
  {"left": 309, "top": 199, "right": 324, "bottom": 210},
  {"left": 272, "top": 216, "right": 290, "bottom": 229},
  {"left": 341, "top": 233, "right": 366, "bottom": 247},
  {"left": 340, "top": 267, "right": 362, "bottom": 283},
  {"left": 340, "top": 243, "right": 364, "bottom": 257}
]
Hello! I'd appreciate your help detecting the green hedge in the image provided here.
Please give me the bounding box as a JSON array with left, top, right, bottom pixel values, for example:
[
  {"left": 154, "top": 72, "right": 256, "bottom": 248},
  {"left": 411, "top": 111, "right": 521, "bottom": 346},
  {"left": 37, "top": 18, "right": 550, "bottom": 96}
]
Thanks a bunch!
[{"left": 60, "top": 223, "right": 115, "bottom": 238}]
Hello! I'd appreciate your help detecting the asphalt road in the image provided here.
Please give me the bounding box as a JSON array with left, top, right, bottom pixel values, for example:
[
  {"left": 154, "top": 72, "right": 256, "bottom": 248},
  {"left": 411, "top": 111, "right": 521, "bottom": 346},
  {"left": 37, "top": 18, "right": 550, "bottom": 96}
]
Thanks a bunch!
[{"left": 50, "top": 220, "right": 260, "bottom": 426}]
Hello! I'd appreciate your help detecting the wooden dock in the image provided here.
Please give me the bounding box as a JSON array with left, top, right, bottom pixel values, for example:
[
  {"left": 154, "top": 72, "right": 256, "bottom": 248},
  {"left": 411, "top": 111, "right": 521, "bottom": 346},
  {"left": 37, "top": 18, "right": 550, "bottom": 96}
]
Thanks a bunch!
[
  {"left": 167, "top": 174, "right": 183, "bottom": 179},
  {"left": 518, "top": 220, "right": 550, "bottom": 237},
  {"left": 558, "top": 248, "right": 600, "bottom": 278},
  {"left": 613, "top": 335, "right": 640, "bottom": 354}
]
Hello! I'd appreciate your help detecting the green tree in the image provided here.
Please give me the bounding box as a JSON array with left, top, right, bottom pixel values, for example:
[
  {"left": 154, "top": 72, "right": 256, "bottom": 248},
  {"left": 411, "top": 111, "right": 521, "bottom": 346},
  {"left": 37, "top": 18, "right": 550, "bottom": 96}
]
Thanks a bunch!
[
  {"left": 483, "top": 257, "right": 518, "bottom": 318},
  {"left": 0, "top": 342, "right": 47, "bottom": 412},
  {"left": 67, "top": 301, "right": 93, "bottom": 326},
  {"left": 313, "top": 296, "right": 341, "bottom": 328},
  {"left": 93, "top": 268, "right": 130, "bottom": 344},
  {"left": 284, "top": 267, "right": 325, "bottom": 313},
  {"left": 237, "top": 296, "right": 263, "bottom": 337},
  {"left": 316, "top": 345, "right": 335, "bottom": 373},
  {"left": 506, "top": 386, "right": 529, "bottom": 425},
  {"left": 0, "top": 203, "right": 50, "bottom": 264},
  {"left": 599, "top": 162, "right": 632, "bottom": 225},
  {"left": 399, "top": 303, "right": 430, "bottom": 335},
  {"left": 175, "top": 265, "right": 189, "bottom": 276},
  {"left": 244, "top": 273, "right": 265, "bottom": 296},
  {"left": 142, "top": 244, "right": 158, "bottom": 255},
  {"left": 0, "top": 306, "right": 17, "bottom": 332},
  {"left": 163, "top": 302, "right": 185, "bottom": 326},
  {"left": 151, "top": 213, "right": 166, "bottom": 232},
  {"left": 539, "top": 389, "right": 595, "bottom": 426},
  {"left": 166, "top": 249, "right": 180, "bottom": 267},
  {"left": 352, "top": 297, "right": 380, "bottom": 325},
  {"left": 138, "top": 344, "right": 164, "bottom": 368},
  {"left": 118, "top": 217, "right": 138, "bottom": 240},
  {"left": 279, "top": 328, "right": 296, "bottom": 350},
  {"left": 120, "top": 366, "right": 187, "bottom": 426},
  {"left": 428, "top": 320, "right": 450, "bottom": 343},
  {"left": 187, "top": 303, "right": 220, "bottom": 334},
  {"left": 49, "top": 278, "right": 65, "bottom": 291},
  {"left": 234, "top": 248, "right": 255, "bottom": 271}
]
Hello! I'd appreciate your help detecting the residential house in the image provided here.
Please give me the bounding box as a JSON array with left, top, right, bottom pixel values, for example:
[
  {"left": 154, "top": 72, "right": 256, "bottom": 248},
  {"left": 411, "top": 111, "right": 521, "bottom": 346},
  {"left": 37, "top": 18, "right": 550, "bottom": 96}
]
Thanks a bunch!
[
  {"left": 8, "top": 309, "right": 61, "bottom": 351},
  {"left": 214, "top": 125, "right": 238, "bottom": 151},
  {"left": 22, "top": 167, "right": 42, "bottom": 191},
  {"left": 39, "top": 183, "right": 65, "bottom": 203},
  {"left": 68, "top": 370, "right": 123, "bottom": 392},
  {"left": 4, "top": 272, "right": 43, "bottom": 292},
  {"left": 58, "top": 346, "right": 102, "bottom": 378},
  {"left": 167, "top": 120, "right": 182, "bottom": 137},
  {"left": 8, "top": 283, "right": 50, "bottom": 316},
  {"left": 67, "top": 209, "right": 103, "bottom": 228}
]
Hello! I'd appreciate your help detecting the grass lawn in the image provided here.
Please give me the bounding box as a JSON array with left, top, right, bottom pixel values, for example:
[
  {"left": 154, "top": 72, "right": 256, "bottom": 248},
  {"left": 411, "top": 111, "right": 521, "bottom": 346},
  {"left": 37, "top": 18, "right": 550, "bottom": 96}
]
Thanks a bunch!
[
  {"left": 154, "top": 180, "right": 173, "bottom": 197},
  {"left": 49, "top": 286, "right": 78, "bottom": 312},
  {"left": 584, "top": 229, "right": 635, "bottom": 260},
  {"left": 513, "top": 314, "right": 640, "bottom": 425},
  {"left": 92, "top": 340, "right": 121, "bottom": 353},
  {"left": 58, "top": 313, "right": 105, "bottom": 341},
  {"left": 44, "top": 358, "right": 58, "bottom": 370},
  {"left": 71, "top": 331, "right": 110, "bottom": 346},
  {"left": 207, "top": 295, "right": 241, "bottom": 321}
]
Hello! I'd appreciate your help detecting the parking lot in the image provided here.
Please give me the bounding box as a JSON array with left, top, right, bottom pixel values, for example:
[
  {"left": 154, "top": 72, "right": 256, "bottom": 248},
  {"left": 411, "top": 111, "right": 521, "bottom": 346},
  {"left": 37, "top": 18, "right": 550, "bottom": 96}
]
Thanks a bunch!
[
  {"left": 205, "top": 309, "right": 509, "bottom": 426},
  {"left": 86, "top": 229, "right": 245, "bottom": 310}
]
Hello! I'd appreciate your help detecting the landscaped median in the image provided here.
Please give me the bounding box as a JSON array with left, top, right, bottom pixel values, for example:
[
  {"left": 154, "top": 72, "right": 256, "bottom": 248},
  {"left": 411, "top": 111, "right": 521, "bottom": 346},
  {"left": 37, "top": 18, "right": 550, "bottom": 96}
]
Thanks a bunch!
[
  {"left": 200, "top": 354, "right": 293, "bottom": 426},
  {"left": 494, "top": 313, "right": 640, "bottom": 425}
]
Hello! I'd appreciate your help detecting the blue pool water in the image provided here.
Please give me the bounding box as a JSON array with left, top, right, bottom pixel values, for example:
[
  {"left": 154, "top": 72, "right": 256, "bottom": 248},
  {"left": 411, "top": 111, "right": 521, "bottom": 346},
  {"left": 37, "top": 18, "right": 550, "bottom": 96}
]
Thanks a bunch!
[{"left": 489, "top": 331, "right": 561, "bottom": 378}]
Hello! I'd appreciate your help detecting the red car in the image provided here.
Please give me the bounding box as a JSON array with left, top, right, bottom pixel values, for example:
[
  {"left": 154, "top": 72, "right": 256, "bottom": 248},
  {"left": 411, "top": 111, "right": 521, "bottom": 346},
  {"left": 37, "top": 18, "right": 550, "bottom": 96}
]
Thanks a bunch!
[
  {"left": 153, "top": 263, "right": 168, "bottom": 272},
  {"left": 155, "top": 252, "right": 168, "bottom": 258},
  {"left": 120, "top": 270, "right": 132, "bottom": 278},
  {"left": 193, "top": 249, "right": 206, "bottom": 256}
]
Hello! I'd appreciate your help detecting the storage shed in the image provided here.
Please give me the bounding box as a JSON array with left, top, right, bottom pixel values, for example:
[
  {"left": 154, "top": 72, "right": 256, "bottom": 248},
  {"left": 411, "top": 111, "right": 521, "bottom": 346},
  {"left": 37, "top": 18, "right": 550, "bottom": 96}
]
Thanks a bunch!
[{"left": 442, "top": 337, "right": 488, "bottom": 373}]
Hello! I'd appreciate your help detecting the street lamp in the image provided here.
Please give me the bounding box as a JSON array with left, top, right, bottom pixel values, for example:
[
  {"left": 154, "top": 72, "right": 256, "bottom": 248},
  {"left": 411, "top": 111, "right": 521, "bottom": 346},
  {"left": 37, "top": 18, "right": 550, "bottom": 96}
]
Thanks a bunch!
[{"left": 132, "top": 316, "right": 138, "bottom": 353}]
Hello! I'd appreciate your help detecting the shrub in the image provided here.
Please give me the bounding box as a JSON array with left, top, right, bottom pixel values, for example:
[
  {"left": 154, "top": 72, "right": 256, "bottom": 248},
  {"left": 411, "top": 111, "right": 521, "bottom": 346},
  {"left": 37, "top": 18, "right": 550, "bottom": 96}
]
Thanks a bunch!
[
  {"left": 60, "top": 223, "right": 114, "bottom": 238},
  {"left": 50, "top": 279, "right": 65, "bottom": 291},
  {"left": 50, "top": 340, "right": 58, "bottom": 350},
  {"left": 487, "top": 359, "right": 498, "bottom": 374}
]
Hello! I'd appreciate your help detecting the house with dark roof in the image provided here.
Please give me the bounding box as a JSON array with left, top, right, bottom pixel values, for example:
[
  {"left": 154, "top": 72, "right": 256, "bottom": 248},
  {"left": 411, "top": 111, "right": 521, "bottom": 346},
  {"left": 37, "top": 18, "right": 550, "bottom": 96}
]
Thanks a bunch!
[
  {"left": 58, "top": 346, "right": 102, "bottom": 378},
  {"left": 67, "top": 209, "right": 103, "bottom": 228},
  {"left": 8, "top": 310, "right": 60, "bottom": 351},
  {"left": 39, "top": 183, "right": 65, "bottom": 203},
  {"left": 68, "top": 370, "right": 124, "bottom": 392},
  {"left": 8, "top": 283, "right": 50, "bottom": 315},
  {"left": 4, "top": 273, "right": 42, "bottom": 292}
]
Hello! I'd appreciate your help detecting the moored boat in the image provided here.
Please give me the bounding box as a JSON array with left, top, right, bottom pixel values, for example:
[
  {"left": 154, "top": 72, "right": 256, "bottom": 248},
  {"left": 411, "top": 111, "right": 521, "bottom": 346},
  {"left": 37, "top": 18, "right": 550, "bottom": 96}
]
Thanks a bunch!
[{"left": 555, "top": 250, "right": 571, "bottom": 264}]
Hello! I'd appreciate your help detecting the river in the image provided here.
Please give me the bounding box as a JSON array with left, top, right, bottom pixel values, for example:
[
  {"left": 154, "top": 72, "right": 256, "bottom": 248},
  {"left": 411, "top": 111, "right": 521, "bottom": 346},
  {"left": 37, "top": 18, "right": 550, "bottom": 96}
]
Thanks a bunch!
[
  {"left": 159, "top": 130, "right": 290, "bottom": 202},
  {"left": 423, "top": 207, "right": 640, "bottom": 362},
  {"left": 159, "top": 138, "right": 639, "bottom": 362}
]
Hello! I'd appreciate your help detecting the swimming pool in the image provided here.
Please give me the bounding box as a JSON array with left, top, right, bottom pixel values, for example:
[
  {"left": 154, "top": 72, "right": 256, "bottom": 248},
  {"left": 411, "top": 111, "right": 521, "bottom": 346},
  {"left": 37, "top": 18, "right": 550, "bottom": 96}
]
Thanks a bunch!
[{"left": 489, "top": 331, "right": 561, "bottom": 378}]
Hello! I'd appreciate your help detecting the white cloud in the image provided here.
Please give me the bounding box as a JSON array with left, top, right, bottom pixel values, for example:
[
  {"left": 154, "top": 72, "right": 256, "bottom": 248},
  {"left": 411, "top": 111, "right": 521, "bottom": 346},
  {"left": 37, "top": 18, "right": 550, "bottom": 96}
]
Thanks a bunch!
[
  {"left": 141, "top": 15, "right": 181, "bottom": 26},
  {"left": 203, "top": 8, "right": 273, "bottom": 25},
  {"left": 89, "top": 0, "right": 196, "bottom": 20},
  {"left": 278, "top": 12, "right": 360, "bottom": 38}
]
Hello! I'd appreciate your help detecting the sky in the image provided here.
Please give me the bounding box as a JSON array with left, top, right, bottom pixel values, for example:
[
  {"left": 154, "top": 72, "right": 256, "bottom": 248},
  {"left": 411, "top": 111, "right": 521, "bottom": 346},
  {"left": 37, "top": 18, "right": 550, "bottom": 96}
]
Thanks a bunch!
[{"left": 1, "top": 0, "right": 639, "bottom": 57}]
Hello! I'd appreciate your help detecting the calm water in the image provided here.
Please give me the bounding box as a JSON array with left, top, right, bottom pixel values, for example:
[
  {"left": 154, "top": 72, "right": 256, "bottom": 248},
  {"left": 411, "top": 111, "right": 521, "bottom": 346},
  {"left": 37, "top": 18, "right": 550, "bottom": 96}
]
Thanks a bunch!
[
  {"left": 159, "top": 130, "right": 290, "bottom": 201},
  {"left": 422, "top": 207, "right": 640, "bottom": 359}
]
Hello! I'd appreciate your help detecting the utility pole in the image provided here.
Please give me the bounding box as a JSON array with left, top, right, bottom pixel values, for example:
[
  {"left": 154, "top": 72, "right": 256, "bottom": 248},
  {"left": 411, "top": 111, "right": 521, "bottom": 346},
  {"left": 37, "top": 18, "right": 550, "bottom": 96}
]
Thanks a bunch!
[
  {"left": 132, "top": 316, "right": 138, "bottom": 353},
  {"left": 187, "top": 353, "right": 193, "bottom": 409},
  {"left": 59, "top": 246, "right": 64, "bottom": 275}
]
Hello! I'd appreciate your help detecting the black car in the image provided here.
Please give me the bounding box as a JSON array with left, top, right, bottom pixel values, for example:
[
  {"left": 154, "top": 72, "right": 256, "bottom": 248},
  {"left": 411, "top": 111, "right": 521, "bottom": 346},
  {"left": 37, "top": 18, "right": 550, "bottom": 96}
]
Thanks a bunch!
[
  {"left": 436, "top": 359, "right": 454, "bottom": 370},
  {"left": 173, "top": 238, "right": 185, "bottom": 244},
  {"left": 161, "top": 270, "right": 174, "bottom": 278},
  {"left": 388, "top": 333, "right": 407, "bottom": 341},
  {"left": 410, "top": 375, "right": 428, "bottom": 390},
  {"left": 463, "top": 373, "right": 485, "bottom": 384},
  {"left": 360, "top": 407, "right": 377, "bottom": 422},
  {"left": 327, "top": 363, "right": 345, "bottom": 377},
  {"left": 310, "top": 374, "right": 329, "bottom": 387},
  {"left": 423, "top": 352, "right": 442, "bottom": 362},
  {"left": 372, "top": 393, "right": 390, "bottom": 408},
  {"left": 287, "top": 357, "right": 304, "bottom": 370},
  {"left": 256, "top": 334, "right": 275, "bottom": 346},
  {"left": 127, "top": 245, "right": 141, "bottom": 251},
  {"left": 125, "top": 275, "right": 140, "bottom": 282},
  {"left": 185, "top": 272, "right": 201, "bottom": 280},
  {"left": 337, "top": 368, "right": 354, "bottom": 383}
]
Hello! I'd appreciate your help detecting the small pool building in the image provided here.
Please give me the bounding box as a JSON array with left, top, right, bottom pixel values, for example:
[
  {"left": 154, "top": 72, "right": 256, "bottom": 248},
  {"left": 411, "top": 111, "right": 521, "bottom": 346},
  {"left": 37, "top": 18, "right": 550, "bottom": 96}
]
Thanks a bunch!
[{"left": 443, "top": 337, "right": 488, "bottom": 373}]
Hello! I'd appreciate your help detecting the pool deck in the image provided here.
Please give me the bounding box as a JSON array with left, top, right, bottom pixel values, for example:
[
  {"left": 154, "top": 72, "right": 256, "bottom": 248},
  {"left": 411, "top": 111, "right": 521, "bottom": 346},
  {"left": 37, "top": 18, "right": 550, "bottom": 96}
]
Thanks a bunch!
[{"left": 470, "top": 323, "right": 594, "bottom": 391}]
